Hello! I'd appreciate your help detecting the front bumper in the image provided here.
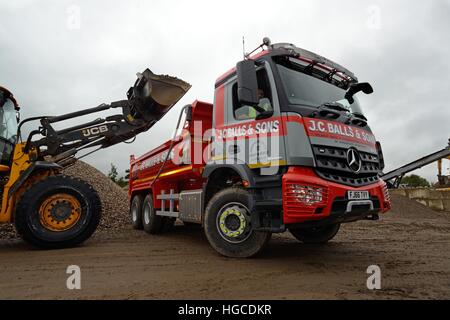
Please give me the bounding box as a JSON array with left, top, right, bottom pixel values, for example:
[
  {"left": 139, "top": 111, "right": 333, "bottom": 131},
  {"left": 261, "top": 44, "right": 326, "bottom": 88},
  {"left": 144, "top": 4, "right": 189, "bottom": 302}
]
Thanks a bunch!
[{"left": 282, "top": 167, "right": 391, "bottom": 225}]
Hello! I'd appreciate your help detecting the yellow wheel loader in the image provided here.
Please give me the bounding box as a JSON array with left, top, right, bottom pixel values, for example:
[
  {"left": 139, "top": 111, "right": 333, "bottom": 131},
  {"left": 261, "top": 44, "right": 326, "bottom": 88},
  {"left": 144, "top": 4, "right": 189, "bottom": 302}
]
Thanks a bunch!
[{"left": 0, "top": 69, "right": 190, "bottom": 248}]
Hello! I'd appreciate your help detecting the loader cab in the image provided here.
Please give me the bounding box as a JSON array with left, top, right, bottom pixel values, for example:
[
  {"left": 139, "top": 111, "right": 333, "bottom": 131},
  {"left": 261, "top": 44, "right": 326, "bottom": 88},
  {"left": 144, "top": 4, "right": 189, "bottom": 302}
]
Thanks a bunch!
[{"left": 0, "top": 87, "right": 19, "bottom": 170}]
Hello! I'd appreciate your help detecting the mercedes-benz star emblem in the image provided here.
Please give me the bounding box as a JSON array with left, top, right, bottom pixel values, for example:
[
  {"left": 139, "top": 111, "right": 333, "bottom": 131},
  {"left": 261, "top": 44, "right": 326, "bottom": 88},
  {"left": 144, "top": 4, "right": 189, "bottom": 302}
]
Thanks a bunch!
[{"left": 347, "top": 148, "right": 362, "bottom": 173}]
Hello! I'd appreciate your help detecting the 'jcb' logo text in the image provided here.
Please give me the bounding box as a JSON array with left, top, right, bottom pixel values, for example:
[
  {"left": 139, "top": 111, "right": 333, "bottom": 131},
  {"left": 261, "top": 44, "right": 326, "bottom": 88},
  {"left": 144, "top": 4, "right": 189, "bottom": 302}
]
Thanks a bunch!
[{"left": 83, "top": 125, "right": 108, "bottom": 137}]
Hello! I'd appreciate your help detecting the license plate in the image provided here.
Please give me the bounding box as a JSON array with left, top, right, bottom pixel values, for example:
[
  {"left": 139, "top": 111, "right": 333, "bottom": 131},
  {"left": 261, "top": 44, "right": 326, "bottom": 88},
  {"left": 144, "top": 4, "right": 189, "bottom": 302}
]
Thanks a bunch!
[{"left": 347, "top": 191, "right": 370, "bottom": 200}]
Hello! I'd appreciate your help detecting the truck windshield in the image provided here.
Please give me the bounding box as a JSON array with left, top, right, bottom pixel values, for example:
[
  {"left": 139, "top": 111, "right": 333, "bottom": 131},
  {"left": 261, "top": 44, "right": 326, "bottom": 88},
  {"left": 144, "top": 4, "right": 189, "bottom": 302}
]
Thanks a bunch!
[
  {"left": 277, "top": 62, "right": 365, "bottom": 116},
  {"left": 0, "top": 99, "right": 18, "bottom": 143}
]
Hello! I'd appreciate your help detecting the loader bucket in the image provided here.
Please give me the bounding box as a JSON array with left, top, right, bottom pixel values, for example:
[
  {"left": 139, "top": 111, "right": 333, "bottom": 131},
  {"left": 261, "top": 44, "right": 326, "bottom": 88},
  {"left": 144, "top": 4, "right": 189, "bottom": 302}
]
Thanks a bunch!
[
  {"left": 0, "top": 86, "right": 19, "bottom": 110},
  {"left": 127, "top": 69, "right": 191, "bottom": 124}
]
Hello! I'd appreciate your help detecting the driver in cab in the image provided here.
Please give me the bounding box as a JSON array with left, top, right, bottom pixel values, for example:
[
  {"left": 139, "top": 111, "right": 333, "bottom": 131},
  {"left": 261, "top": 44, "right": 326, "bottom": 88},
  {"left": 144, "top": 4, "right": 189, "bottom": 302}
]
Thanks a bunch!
[{"left": 235, "top": 89, "right": 273, "bottom": 120}]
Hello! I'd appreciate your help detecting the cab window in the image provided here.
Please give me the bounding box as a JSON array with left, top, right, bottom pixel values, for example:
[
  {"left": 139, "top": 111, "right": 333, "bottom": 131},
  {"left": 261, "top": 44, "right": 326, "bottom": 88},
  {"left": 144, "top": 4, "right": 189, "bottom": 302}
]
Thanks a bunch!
[{"left": 0, "top": 99, "right": 18, "bottom": 166}]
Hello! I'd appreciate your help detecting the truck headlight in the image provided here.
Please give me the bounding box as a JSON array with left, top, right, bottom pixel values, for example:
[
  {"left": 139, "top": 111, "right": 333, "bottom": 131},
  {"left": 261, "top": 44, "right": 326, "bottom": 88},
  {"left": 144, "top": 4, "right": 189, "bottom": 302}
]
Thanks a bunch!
[{"left": 289, "top": 185, "right": 325, "bottom": 205}]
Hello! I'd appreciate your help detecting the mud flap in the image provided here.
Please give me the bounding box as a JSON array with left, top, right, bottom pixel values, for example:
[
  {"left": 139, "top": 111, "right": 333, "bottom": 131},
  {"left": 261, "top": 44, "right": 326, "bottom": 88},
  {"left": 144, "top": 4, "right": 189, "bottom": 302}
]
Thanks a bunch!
[{"left": 251, "top": 199, "right": 285, "bottom": 233}]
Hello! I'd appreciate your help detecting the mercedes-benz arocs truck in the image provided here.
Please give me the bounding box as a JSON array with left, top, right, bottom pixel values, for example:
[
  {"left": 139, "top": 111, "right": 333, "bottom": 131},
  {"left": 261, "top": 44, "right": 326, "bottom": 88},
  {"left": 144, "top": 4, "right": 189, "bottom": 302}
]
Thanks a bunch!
[{"left": 128, "top": 39, "right": 391, "bottom": 258}]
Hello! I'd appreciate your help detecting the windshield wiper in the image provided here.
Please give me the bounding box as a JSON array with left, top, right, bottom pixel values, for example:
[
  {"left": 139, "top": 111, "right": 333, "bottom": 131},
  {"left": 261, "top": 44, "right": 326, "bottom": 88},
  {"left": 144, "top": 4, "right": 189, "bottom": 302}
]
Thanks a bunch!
[
  {"left": 319, "top": 102, "right": 349, "bottom": 112},
  {"left": 311, "top": 102, "right": 347, "bottom": 119},
  {"left": 347, "top": 112, "right": 368, "bottom": 127},
  {"left": 351, "top": 112, "right": 367, "bottom": 121}
]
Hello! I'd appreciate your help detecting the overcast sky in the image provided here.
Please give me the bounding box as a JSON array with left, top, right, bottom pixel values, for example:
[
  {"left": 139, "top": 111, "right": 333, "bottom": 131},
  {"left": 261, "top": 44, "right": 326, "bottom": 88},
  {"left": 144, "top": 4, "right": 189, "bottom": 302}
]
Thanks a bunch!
[{"left": 1, "top": 0, "right": 449, "bottom": 183}]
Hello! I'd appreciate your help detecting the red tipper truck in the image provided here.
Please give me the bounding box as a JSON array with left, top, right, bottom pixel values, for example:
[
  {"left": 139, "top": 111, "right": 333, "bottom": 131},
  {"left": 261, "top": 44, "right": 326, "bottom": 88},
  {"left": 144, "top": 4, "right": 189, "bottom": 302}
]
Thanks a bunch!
[{"left": 129, "top": 39, "right": 391, "bottom": 258}]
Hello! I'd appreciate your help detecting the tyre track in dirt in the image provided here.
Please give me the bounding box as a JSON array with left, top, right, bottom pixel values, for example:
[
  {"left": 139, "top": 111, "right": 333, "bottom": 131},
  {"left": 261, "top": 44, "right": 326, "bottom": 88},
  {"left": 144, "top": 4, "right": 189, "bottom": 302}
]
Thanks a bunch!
[
  {"left": 1, "top": 205, "right": 449, "bottom": 300},
  {"left": 0, "top": 160, "right": 449, "bottom": 300}
]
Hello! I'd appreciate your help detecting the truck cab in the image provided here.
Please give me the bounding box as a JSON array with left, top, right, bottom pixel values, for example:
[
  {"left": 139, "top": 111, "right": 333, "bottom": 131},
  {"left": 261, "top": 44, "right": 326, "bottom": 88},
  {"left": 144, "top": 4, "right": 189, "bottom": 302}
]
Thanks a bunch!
[
  {"left": 208, "top": 43, "right": 390, "bottom": 218},
  {"left": 129, "top": 41, "right": 391, "bottom": 258}
]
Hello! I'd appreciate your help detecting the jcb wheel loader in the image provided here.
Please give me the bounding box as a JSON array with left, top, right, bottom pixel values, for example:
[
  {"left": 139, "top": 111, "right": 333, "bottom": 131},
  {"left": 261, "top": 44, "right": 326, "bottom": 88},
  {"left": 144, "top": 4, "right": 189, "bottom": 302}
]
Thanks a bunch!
[{"left": 0, "top": 69, "right": 191, "bottom": 248}]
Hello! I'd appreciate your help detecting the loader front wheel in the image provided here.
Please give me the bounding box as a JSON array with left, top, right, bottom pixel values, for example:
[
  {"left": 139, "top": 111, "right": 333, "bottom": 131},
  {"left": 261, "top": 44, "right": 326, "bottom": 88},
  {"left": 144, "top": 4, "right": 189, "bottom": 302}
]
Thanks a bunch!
[{"left": 14, "top": 175, "right": 102, "bottom": 249}]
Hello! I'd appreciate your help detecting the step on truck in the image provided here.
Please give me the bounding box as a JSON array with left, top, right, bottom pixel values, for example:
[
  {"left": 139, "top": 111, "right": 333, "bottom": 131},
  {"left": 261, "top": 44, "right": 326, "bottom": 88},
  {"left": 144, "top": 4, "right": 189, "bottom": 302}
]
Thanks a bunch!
[{"left": 129, "top": 38, "right": 391, "bottom": 258}]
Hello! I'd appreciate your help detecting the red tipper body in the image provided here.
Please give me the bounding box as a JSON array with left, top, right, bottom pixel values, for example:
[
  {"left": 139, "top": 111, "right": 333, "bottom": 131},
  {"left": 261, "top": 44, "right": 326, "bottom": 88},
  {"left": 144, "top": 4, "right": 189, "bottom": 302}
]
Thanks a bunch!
[{"left": 129, "top": 101, "right": 212, "bottom": 208}]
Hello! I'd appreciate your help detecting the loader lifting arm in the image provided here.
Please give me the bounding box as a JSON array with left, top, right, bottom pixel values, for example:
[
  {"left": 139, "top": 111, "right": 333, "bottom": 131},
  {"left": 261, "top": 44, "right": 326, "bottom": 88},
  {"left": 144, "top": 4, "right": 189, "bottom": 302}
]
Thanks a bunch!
[
  {"left": 19, "top": 69, "right": 191, "bottom": 167},
  {"left": 381, "top": 139, "right": 450, "bottom": 188}
]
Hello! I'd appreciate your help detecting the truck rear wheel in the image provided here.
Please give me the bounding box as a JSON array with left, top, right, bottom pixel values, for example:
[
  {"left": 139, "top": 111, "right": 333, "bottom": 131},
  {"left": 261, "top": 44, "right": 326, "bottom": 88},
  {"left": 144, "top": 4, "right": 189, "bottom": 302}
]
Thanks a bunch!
[
  {"left": 14, "top": 175, "right": 101, "bottom": 249},
  {"left": 142, "top": 194, "right": 163, "bottom": 234},
  {"left": 130, "top": 195, "right": 144, "bottom": 230},
  {"left": 289, "top": 223, "right": 341, "bottom": 244},
  {"left": 204, "top": 187, "right": 271, "bottom": 258}
]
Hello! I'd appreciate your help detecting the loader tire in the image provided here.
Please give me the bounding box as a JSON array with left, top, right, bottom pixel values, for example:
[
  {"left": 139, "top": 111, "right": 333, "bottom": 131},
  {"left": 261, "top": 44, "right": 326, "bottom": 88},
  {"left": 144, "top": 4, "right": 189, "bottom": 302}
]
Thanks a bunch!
[
  {"left": 289, "top": 223, "right": 341, "bottom": 244},
  {"left": 14, "top": 175, "right": 101, "bottom": 249},
  {"left": 130, "top": 195, "right": 144, "bottom": 230},
  {"left": 142, "top": 194, "right": 163, "bottom": 234},
  {"left": 204, "top": 187, "right": 271, "bottom": 258}
]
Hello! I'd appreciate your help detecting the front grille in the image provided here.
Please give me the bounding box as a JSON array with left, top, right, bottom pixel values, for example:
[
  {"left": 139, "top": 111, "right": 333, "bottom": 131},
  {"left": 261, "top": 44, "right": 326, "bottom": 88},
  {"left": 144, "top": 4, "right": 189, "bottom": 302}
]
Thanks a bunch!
[{"left": 312, "top": 145, "right": 381, "bottom": 187}]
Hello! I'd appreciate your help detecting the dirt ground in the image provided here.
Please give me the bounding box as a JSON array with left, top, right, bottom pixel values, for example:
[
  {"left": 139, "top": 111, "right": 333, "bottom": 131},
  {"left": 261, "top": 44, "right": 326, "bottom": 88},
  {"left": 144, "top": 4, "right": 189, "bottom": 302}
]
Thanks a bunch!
[{"left": 0, "top": 195, "right": 449, "bottom": 300}]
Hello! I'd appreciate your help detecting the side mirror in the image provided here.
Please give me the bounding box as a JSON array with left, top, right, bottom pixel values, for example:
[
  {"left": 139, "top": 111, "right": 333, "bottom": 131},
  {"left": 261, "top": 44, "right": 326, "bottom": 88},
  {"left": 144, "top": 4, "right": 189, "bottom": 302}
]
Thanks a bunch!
[
  {"left": 345, "top": 82, "right": 374, "bottom": 104},
  {"left": 236, "top": 60, "right": 259, "bottom": 106}
]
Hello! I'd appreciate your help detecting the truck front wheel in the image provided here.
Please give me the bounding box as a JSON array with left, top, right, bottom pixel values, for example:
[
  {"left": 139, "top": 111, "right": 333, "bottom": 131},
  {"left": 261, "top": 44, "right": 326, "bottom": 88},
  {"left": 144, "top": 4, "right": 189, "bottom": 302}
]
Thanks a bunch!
[
  {"left": 289, "top": 223, "right": 341, "bottom": 244},
  {"left": 204, "top": 188, "right": 271, "bottom": 258}
]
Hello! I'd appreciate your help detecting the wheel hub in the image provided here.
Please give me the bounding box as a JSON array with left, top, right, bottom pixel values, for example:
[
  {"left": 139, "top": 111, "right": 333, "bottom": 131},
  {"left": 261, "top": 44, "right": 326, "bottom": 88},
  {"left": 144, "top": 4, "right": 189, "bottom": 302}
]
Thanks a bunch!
[
  {"left": 132, "top": 206, "right": 138, "bottom": 222},
  {"left": 144, "top": 205, "right": 151, "bottom": 225},
  {"left": 51, "top": 202, "right": 73, "bottom": 221},
  {"left": 217, "top": 204, "right": 251, "bottom": 243},
  {"left": 39, "top": 194, "right": 81, "bottom": 232},
  {"left": 224, "top": 214, "right": 241, "bottom": 231}
]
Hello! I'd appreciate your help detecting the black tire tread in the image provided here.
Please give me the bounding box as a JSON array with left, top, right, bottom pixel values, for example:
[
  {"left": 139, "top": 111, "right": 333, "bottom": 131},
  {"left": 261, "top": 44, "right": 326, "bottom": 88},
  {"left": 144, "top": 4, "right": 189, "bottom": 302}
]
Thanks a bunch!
[
  {"left": 204, "top": 187, "right": 271, "bottom": 258},
  {"left": 289, "top": 223, "right": 341, "bottom": 244},
  {"left": 142, "top": 194, "right": 164, "bottom": 234},
  {"left": 130, "top": 194, "right": 144, "bottom": 230},
  {"left": 14, "top": 175, "right": 102, "bottom": 249}
]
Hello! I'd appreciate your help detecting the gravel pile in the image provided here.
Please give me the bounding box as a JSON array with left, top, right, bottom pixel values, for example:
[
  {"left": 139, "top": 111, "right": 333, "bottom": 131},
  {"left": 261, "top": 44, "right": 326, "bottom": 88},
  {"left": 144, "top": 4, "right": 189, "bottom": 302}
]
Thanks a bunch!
[
  {"left": 63, "top": 161, "right": 130, "bottom": 232},
  {"left": 0, "top": 224, "right": 17, "bottom": 240},
  {"left": 0, "top": 161, "right": 130, "bottom": 239},
  {"left": 389, "top": 193, "right": 442, "bottom": 219}
]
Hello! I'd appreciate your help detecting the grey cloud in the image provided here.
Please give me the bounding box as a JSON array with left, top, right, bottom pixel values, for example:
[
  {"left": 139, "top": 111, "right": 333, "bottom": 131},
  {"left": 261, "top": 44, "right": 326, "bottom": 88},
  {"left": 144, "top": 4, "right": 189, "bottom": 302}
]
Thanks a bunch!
[{"left": 0, "top": 0, "right": 449, "bottom": 182}]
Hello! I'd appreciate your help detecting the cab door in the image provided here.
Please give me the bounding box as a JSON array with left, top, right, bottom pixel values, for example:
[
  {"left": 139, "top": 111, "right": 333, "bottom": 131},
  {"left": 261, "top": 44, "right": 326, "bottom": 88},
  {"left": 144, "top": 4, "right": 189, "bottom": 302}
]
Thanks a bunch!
[{"left": 220, "top": 62, "right": 287, "bottom": 175}]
